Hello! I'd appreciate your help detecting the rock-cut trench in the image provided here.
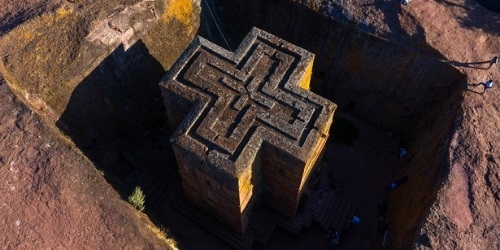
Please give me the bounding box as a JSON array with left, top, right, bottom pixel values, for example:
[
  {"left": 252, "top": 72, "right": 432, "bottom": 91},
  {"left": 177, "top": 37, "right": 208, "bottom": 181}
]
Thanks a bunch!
[
  {"left": 21, "top": 0, "right": 465, "bottom": 249},
  {"left": 202, "top": 0, "right": 466, "bottom": 249}
]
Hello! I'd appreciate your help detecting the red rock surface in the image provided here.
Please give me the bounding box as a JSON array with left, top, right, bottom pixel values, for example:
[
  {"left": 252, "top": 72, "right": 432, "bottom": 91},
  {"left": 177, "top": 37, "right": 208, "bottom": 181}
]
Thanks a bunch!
[
  {"left": 321, "top": 0, "right": 500, "bottom": 248},
  {"left": 0, "top": 0, "right": 498, "bottom": 249},
  {"left": 0, "top": 0, "right": 178, "bottom": 248},
  {"left": 214, "top": 0, "right": 499, "bottom": 248},
  {"left": 385, "top": 1, "right": 499, "bottom": 249},
  {"left": 0, "top": 78, "right": 170, "bottom": 249}
]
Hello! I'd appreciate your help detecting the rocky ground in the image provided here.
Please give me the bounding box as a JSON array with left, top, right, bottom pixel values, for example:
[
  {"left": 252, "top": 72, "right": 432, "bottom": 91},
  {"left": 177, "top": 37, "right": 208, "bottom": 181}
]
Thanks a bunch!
[
  {"left": 0, "top": 0, "right": 498, "bottom": 249},
  {"left": 0, "top": 77, "right": 172, "bottom": 249},
  {"left": 316, "top": 0, "right": 500, "bottom": 248},
  {"left": 326, "top": 1, "right": 500, "bottom": 249},
  {"left": 209, "top": 0, "right": 499, "bottom": 248},
  {"left": 0, "top": 0, "right": 195, "bottom": 249}
]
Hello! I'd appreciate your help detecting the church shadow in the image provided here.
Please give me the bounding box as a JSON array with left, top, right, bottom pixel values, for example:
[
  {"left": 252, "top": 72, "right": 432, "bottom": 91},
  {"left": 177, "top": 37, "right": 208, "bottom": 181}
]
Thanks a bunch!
[
  {"left": 441, "top": 0, "right": 500, "bottom": 35},
  {"left": 56, "top": 40, "right": 178, "bottom": 207}
]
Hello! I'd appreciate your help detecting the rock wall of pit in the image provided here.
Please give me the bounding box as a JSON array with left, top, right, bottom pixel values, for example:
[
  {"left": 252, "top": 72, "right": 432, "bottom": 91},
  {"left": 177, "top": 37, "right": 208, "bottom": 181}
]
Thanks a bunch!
[
  {"left": 475, "top": 0, "right": 500, "bottom": 13},
  {"left": 217, "top": 0, "right": 464, "bottom": 133},
  {"left": 215, "top": 0, "right": 466, "bottom": 248}
]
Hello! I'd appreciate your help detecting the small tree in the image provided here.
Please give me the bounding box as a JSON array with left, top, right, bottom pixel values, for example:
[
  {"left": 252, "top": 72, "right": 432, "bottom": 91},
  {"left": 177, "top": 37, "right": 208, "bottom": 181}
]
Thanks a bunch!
[{"left": 128, "top": 186, "right": 146, "bottom": 212}]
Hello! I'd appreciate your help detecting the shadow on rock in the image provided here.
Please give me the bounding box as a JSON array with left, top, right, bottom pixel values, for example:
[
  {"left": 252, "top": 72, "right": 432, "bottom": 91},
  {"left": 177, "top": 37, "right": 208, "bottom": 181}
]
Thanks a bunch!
[
  {"left": 442, "top": 0, "right": 500, "bottom": 35},
  {"left": 56, "top": 40, "right": 178, "bottom": 209}
]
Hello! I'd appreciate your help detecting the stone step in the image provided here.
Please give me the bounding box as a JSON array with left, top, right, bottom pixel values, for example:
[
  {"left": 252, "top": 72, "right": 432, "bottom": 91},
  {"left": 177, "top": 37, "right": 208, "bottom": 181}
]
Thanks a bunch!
[
  {"left": 306, "top": 191, "right": 323, "bottom": 217},
  {"left": 321, "top": 195, "right": 344, "bottom": 229},
  {"left": 166, "top": 169, "right": 358, "bottom": 247},
  {"left": 340, "top": 207, "right": 358, "bottom": 231},
  {"left": 318, "top": 192, "right": 339, "bottom": 224},
  {"left": 308, "top": 187, "right": 334, "bottom": 218},
  {"left": 317, "top": 189, "right": 336, "bottom": 220},
  {"left": 320, "top": 197, "right": 334, "bottom": 227},
  {"left": 326, "top": 199, "right": 349, "bottom": 229},
  {"left": 331, "top": 202, "right": 351, "bottom": 231}
]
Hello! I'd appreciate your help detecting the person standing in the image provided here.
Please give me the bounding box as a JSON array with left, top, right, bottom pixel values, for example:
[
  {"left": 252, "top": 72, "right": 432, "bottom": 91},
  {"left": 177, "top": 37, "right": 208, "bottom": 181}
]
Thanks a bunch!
[
  {"left": 488, "top": 56, "right": 498, "bottom": 69},
  {"left": 482, "top": 79, "right": 493, "bottom": 94}
]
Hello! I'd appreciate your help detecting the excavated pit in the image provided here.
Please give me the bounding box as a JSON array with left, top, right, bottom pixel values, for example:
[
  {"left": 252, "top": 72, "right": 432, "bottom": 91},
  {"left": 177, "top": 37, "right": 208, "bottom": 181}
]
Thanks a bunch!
[
  {"left": 475, "top": 0, "right": 500, "bottom": 14},
  {"left": 50, "top": 1, "right": 465, "bottom": 249},
  {"left": 0, "top": 0, "right": 468, "bottom": 249},
  {"left": 203, "top": 0, "right": 468, "bottom": 249}
]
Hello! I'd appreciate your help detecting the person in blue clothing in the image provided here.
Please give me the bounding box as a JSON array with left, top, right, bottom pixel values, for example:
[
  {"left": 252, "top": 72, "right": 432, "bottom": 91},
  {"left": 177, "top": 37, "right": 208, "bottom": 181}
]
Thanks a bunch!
[
  {"left": 487, "top": 56, "right": 498, "bottom": 69},
  {"left": 350, "top": 216, "right": 361, "bottom": 224},
  {"left": 331, "top": 230, "right": 340, "bottom": 246},
  {"left": 482, "top": 79, "right": 493, "bottom": 94}
]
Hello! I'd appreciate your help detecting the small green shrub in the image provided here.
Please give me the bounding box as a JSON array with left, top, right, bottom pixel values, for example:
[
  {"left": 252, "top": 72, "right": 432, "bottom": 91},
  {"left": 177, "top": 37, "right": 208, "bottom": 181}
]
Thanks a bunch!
[{"left": 128, "top": 186, "right": 146, "bottom": 212}]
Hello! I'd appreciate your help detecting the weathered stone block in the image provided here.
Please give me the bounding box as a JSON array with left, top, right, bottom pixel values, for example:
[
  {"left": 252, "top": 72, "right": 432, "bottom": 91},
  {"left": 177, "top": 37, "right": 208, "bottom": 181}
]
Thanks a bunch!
[{"left": 160, "top": 27, "right": 336, "bottom": 233}]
